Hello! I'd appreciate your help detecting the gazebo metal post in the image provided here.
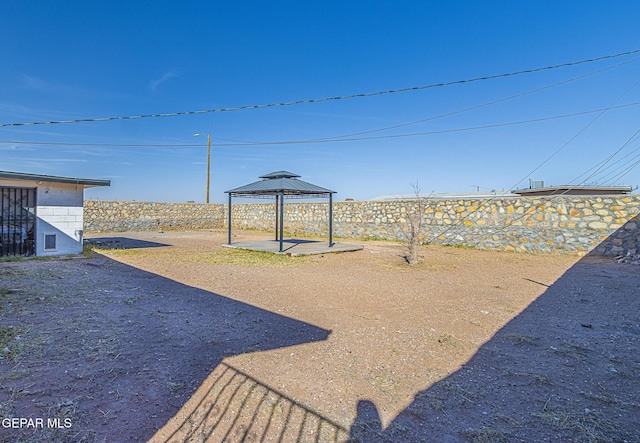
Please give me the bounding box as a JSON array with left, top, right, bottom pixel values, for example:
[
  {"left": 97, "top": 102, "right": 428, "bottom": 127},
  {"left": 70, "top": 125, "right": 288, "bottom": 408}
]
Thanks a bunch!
[
  {"left": 279, "top": 191, "right": 284, "bottom": 252},
  {"left": 329, "top": 193, "right": 333, "bottom": 247},
  {"left": 227, "top": 194, "right": 232, "bottom": 245},
  {"left": 275, "top": 194, "right": 279, "bottom": 241}
]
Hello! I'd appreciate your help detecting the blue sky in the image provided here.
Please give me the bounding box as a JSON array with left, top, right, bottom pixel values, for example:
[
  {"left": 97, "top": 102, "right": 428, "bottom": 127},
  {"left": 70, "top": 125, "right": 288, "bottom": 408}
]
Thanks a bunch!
[{"left": 2, "top": 1, "right": 640, "bottom": 203}]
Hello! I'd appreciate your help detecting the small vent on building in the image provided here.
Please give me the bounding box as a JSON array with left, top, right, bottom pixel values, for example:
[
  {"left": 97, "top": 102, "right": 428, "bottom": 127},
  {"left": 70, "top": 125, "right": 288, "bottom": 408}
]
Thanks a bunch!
[{"left": 44, "top": 234, "right": 57, "bottom": 250}]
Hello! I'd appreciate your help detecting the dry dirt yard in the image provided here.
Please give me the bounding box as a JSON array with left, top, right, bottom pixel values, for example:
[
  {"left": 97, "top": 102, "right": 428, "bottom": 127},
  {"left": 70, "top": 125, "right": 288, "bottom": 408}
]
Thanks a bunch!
[{"left": 0, "top": 230, "right": 638, "bottom": 443}]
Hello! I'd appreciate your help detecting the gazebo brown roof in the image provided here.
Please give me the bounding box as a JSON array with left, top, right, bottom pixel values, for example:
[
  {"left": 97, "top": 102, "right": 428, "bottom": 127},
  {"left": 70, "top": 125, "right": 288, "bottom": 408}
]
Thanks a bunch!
[{"left": 225, "top": 171, "right": 336, "bottom": 252}]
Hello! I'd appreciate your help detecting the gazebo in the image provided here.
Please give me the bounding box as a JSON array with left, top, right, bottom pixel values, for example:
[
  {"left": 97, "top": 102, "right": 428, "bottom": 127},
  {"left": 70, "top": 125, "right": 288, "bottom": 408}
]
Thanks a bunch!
[{"left": 225, "top": 171, "right": 336, "bottom": 253}]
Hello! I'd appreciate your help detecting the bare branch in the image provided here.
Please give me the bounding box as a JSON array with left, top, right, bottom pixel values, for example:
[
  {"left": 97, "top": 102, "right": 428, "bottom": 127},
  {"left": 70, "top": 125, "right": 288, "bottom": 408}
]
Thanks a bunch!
[{"left": 406, "top": 181, "right": 423, "bottom": 265}]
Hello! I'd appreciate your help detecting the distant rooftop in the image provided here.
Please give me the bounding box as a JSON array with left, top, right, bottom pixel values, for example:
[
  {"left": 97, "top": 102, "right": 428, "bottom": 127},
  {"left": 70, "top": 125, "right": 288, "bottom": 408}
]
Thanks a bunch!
[
  {"left": 373, "top": 190, "right": 513, "bottom": 200},
  {"left": 374, "top": 183, "right": 636, "bottom": 200},
  {"left": 511, "top": 184, "right": 633, "bottom": 196}
]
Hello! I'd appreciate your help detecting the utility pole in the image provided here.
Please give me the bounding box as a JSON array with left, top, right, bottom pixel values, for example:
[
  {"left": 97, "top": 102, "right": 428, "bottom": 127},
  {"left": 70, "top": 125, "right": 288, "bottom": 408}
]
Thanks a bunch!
[{"left": 194, "top": 133, "right": 212, "bottom": 203}]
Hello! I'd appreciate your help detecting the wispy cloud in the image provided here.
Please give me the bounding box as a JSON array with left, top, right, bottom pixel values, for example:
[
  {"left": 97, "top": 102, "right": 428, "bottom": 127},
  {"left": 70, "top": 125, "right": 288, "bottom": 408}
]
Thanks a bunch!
[
  {"left": 20, "top": 74, "right": 89, "bottom": 97},
  {"left": 27, "top": 158, "right": 88, "bottom": 163},
  {"left": 0, "top": 101, "right": 67, "bottom": 123},
  {"left": 149, "top": 71, "right": 177, "bottom": 91},
  {"left": 59, "top": 147, "right": 127, "bottom": 158},
  {"left": 0, "top": 102, "right": 31, "bottom": 115},
  {"left": 21, "top": 75, "right": 55, "bottom": 92},
  {"left": 6, "top": 158, "right": 87, "bottom": 172},
  {"left": 0, "top": 145, "right": 22, "bottom": 151}
]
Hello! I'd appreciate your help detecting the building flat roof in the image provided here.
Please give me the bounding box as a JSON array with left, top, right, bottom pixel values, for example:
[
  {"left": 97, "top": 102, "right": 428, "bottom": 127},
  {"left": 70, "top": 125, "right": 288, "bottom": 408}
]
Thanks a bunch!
[
  {"left": 0, "top": 171, "right": 111, "bottom": 188},
  {"left": 373, "top": 191, "right": 513, "bottom": 200},
  {"left": 511, "top": 185, "right": 633, "bottom": 196}
]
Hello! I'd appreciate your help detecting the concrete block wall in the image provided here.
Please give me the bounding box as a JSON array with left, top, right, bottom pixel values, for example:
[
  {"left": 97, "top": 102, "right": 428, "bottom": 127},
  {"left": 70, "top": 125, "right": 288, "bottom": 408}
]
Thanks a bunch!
[{"left": 36, "top": 183, "right": 85, "bottom": 256}]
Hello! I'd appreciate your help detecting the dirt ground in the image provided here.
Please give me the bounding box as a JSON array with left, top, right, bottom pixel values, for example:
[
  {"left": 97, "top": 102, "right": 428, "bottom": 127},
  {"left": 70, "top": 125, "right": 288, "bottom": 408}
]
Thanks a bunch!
[{"left": 0, "top": 230, "right": 638, "bottom": 442}]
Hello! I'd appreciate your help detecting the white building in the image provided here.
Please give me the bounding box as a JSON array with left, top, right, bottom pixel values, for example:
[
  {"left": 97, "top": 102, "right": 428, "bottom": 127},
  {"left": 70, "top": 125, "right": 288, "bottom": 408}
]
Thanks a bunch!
[{"left": 0, "top": 171, "right": 110, "bottom": 257}]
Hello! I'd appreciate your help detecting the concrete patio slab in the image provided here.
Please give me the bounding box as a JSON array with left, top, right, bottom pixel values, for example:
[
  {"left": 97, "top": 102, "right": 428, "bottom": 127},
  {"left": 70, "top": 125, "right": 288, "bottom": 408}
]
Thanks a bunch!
[{"left": 221, "top": 238, "right": 364, "bottom": 256}]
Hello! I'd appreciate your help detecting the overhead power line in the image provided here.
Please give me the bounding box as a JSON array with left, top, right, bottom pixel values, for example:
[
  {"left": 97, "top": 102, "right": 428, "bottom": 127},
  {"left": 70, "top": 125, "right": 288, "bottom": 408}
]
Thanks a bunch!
[
  {"left": 574, "top": 127, "right": 640, "bottom": 185},
  {"left": 2, "top": 102, "right": 639, "bottom": 148},
  {"left": 303, "top": 56, "right": 640, "bottom": 142},
  {"left": 577, "top": 138, "right": 640, "bottom": 184},
  {"left": 1, "top": 48, "right": 639, "bottom": 128},
  {"left": 54, "top": 58, "right": 634, "bottom": 149}
]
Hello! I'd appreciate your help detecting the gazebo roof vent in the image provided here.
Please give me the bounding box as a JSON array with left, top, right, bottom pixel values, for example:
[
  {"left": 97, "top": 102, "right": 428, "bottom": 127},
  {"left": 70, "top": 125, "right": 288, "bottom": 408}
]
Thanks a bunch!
[{"left": 259, "top": 171, "right": 301, "bottom": 179}]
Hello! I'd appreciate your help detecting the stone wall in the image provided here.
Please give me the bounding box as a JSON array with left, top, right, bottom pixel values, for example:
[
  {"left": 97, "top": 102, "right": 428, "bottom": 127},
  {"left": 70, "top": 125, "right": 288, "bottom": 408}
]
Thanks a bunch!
[
  {"left": 83, "top": 200, "right": 225, "bottom": 232},
  {"left": 328, "top": 196, "right": 640, "bottom": 255},
  {"left": 84, "top": 195, "right": 640, "bottom": 256}
]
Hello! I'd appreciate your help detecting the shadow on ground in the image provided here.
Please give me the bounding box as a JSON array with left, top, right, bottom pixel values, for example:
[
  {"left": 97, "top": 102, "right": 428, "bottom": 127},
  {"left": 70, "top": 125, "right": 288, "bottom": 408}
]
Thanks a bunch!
[
  {"left": 350, "top": 254, "right": 640, "bottom": 442},
  {"left": 149, "top": 234, "right": 640, "bottom": 442},
  {"left": 85, "top": 236, "right": 170, "bottom": 249},
  {"left": 224, "top": 237, "right": 363, "bottom": 256},
  {"left": 150, "top": 361, "right": 349, "bottom": 442},
  {"left": 0, "top": 251, "right": 330, "bottom": 442},
  {"left": 344, "top": 211, "right": 640, "bottom": 442}
]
